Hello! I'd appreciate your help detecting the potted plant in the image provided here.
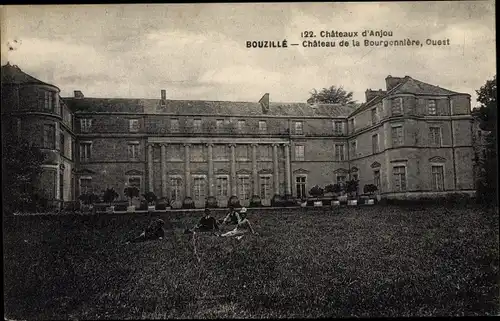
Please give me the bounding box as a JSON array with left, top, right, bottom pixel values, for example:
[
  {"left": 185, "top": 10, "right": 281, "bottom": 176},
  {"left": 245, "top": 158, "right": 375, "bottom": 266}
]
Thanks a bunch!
[
  {"left": 78, "top": 192, "right": 99, "bottom": 213},
  {"left": 155, "top": 197, "right": 170, "bottom": 211},
  {"left": 325, "top": 183, "right": 342, "bottom": 206},
  {"left": 124, "top": 186, "right": 140, "bottom": 212},
  {"left": 205, "top": 196, "right": 218, "bottom": 208},
  {"left": 346, "top": 179, "right": 359, "bottom": 206},
  {"left": 363, "top": 184, "right": 378, "bottom": 205},
  {"left": 309, "top": 185, "right": 324, "bottom": 207},
  {"left": 143, "top": 191, "right": 157, "bottom": 212},
  {"left": 102, "top": 188, "right": 119, "bottom": 213},
  {"left": 227, "top": 195, "right": 241, "bottom": 209},
  {"left": 182, "top": 197, "right": 195, "bottom": 209},
  {"left": 249, "top": 195, "right": 262, "bottom": 208}
]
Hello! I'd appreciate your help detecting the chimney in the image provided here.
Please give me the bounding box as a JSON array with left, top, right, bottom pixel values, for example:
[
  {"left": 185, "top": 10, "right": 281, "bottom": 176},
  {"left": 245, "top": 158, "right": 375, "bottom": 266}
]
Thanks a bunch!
[
  {"left": 259, "top": 93, "right": 270, "bottom": 114},
  {"left": 365, "top": 88, "right": 386, "bottom": 102},
  {"left": 385, "top": 75, "right": 404, "bottom": 91},
  {"left": 161, "top": 89, "right": 166, "bottom": 100},
  {"left": 74, "top": 90, "right": 84, "bottom": 99}
]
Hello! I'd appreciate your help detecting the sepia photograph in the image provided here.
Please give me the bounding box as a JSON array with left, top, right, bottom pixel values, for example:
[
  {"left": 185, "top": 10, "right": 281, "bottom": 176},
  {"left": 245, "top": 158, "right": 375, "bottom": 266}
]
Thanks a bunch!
[{"left": 1, "top": 2, "right": 498, "bottom": 319}]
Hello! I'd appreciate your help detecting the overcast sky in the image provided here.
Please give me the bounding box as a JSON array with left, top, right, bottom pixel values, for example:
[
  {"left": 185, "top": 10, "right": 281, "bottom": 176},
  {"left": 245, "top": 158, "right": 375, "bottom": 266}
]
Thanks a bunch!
[{"left": 1, "top": 2, "right": 496, "bottom": 107}]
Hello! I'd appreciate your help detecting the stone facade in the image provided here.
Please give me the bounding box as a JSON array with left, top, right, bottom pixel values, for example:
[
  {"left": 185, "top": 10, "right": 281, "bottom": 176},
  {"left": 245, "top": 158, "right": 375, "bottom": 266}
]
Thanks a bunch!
[{"left": 1, "top": 64, "right": 480, "bottom": 208}]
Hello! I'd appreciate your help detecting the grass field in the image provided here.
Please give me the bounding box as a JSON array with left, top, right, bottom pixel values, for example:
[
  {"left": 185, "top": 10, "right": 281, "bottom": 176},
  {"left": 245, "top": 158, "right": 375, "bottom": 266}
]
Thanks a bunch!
[{"left": 3, "top": 205, "right": 499, "bottom": 319}]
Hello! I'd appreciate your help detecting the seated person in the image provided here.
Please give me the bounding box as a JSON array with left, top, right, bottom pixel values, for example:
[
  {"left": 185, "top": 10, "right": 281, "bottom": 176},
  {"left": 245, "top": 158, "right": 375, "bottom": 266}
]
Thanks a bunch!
[
  {"left": 127, "top": 218, "right": 165, "bottom": 243},
  {"left": 220, "top": 207, "right": 258, "bottom": 238},
  {"left": 220, "top": 206, "right": 242, "bottom": 226},
  {"left": 185, "top": 208, "right": 219, "bottom": 234}
]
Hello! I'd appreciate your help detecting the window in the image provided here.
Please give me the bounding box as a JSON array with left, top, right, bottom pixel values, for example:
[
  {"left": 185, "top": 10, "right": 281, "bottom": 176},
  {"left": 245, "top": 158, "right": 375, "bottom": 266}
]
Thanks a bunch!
[
  {"left": 79, "top": 177, "right": 92, "bottom": 195},
  {"left": 374, "top": 170, "right": 381, "bottom": 189},
  {"left": 214, "top": 145, "right": 229, "bottom": 160},
  {"left": 191, "top": 145, "right": 204, "bottom": 161},
  {"left": 392, "top": 97, "right": 403, "bottom": 115},
  {"left": 349, "top": 119, "right": 355, "bottom": 134},
  {"left": 128, "top": 143, "right": 140, "bottom": 160},
  {"left": 216, "top": 119, "right": 224, "bottom": 132},
  {"left": 236, "top": 145, "right": 249, "bottom": 160},
  {"left": 260, "top": 176, "right": 272, "bottom": 199},
  {"left": 258, "top": 120, "right": 267, "bottom": 133},
  {"left": 431, "top": 165, "right": 444, "bottom": 191},
  {"left": 371, "top": 108, "right": 377, "bottom": 125},
  {"left": 193, "top": 177, "right": 206, "bottom": 201},
  {"left": 428, "top": 100, "right": 437, "bottom": 115},
  {"left": 238, "top": 176, "right": 251, "bottom": 200},
  {"left": 391, "top": 126, "right": 404, "bottom": 147},
  {"left": 334, "top": 144, "right": 345, "bottom": 161},
  {"left": 296, "top": 176, "right": 307, "bottom": 199},
  {"left": 334, "top": 121, "right": 343, "bottom": 135},
  {"left": 295, "top": 145, "right": 305, "bottom": 161},
  {"left": 128, "top": 177, "right": 141, "bottom": 190},
  {"left": 129, "top": 119, "right": 140, "bottom": 132},
  {"left": 80, "top": 142, "right": 92, "bottom": 161},
  {"left": 171, "top": 119, "right": 179, "bottom": 133},
  {"left": 429, "top": 127, "right": 441, "bottom": 146},
  {"left": 237, "top": 120, "right": 246, "bottom": 132},
  {"left": 193, "top": 119, "right": 202, "bottom": 132},
  {"left": 294, "top": 121, "right": 303, "bottom": 135},
  {"left": 259, "top": 145, "right": 271, "bottom": 160},
  {"left": 170, "top": 177, "right": 182, "bottom": 201},
  {"left": 43, "top": 124, "right": 55, "bottom": 149},
  {"left": 393, "top": 166, "right": 406, "bottom": 191},
  {"left": 68, "top": 137, "right": 73, "bottom": 160},
  {"left": 80, "top": 119, "right": 92, "bottom": 132},
  {"left": 372, "top": 134, "right": 379, "bottom": 154},
  {"left": 43, "top": 91, "right": 54, "bottom": 111},
  {"left": 216, "top": 176, "right": 229, "bottom": 197},
  {"left": 60, "top": 132, "right": 65, "bottom": 155},
  {"left": 350, "top": 141, "right": 357, "bottom": 158}
]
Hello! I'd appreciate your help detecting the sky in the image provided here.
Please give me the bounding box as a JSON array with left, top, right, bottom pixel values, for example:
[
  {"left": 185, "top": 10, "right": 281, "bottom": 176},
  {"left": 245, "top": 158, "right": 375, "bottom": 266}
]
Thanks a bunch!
[{"left": 1, "top": 2, "right": 496, "bottom": 107}]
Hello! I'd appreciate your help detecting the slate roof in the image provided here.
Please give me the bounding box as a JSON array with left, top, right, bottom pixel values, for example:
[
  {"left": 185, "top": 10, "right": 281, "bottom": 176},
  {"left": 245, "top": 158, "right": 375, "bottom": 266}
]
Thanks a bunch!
[
  {"left": 62, "top": 97, "right": 358, "bottom": 118},
  {"left": 349, "top": 76, "right": 465, "bottom": 117},
  {"left": 1, "top": 63, "right": 59, "bottom": 90}
]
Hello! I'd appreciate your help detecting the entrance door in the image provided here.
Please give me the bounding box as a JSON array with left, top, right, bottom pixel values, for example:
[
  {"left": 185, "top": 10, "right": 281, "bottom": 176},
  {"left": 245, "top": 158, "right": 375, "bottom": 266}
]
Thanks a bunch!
[{"left": 216, "top": 176, "right": 229, "bottom": 208}]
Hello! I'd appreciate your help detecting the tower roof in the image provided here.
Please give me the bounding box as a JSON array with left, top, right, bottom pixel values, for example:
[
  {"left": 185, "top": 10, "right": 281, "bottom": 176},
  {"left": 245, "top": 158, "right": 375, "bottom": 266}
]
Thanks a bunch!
[{"left": 1, "top": 62, "right": 59, "bottom": 90}]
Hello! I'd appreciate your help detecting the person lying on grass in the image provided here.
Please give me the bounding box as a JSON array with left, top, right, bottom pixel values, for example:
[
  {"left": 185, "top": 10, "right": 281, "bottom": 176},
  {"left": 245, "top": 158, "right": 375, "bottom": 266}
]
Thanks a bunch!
[
  {"left": 126, "top": 218, "right": 165, "bottom": 243},
  {"left": 184, "top": 208, "right": 220, "bottom": 235},
  {"left": 220, "top": 207, "right": 258, "bottom": 239}
]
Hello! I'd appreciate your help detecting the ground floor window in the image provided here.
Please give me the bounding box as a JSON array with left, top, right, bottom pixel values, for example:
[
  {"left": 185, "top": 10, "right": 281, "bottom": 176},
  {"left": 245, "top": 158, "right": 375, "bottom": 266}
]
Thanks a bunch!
[
  {"left": 260, "top": 176, "right": 271, "bottom": 199},
  {"left": 216, "top": 176, "right": 229, "bottom": 197},
  {"left": 170, "top": 177, "right": 182, "bottom": 201},
  {"left": 79, "top": 177, "right": 92, "bottom": 195},
  {"left": 393, "top": 166, "right": 407, "bottom": 192},
  {"left": 238, "top": 176, "right": 251, "bottom": 200},
  {"left": 193, "top": 177, "right": 206, "bottom": 201},
  {"left": 431, "top": 165, "right": 444, "bottom": 191},
  {"left": 373, "top": 170, "right": 381, "bottom": 190},
  {"left": 296, "top": 176, "right": 306, "bottom": 199}
]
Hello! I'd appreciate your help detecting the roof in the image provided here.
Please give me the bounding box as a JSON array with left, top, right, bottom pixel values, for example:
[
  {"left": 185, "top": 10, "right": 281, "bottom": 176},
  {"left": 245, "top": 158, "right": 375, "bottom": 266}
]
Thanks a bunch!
[
  {"left": 62, "top": 97, "right": 359, "bottom": 118},
  {"left": 349, "top": 76, "right": 465, "bottom": 117},
  {"left": 1, "top": 63, "right": 60, "bottom": 90}
]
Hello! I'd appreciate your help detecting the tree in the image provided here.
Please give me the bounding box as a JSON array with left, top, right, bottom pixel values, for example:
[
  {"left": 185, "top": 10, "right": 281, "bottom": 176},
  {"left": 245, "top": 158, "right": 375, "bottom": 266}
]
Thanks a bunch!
[
  {"left": 345, "top": 179, "right": 359, "bottom": 198},
  {"left": 142, "top": 191, "right": 157, "bottom": 205},
  {"left": 307, "top": 86, "right": 355, "bottom": 104},
  {"left": 103, "top": 188, "right": 119, "bottom": 205},
  {"left": 363, "top": 184, "right": 378, "bottom": 196},
  {"left": 1, "top": 134, "right": 46, "bottom": 214},
  {"left": 475, "top": 75, "right": 497, "bottom": 204},
  {"left": 124, "top": 186, "right": 140, "bottom": 206},
  {"left": 309, "top": 185, "right": 324, "bottom": 198}
]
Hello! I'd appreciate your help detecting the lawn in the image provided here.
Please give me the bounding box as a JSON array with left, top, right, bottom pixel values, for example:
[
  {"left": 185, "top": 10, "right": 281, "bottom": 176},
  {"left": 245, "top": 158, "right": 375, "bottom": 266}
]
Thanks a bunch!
[{"left": 3, "top": 204, "right": 499, "bottom": 319}]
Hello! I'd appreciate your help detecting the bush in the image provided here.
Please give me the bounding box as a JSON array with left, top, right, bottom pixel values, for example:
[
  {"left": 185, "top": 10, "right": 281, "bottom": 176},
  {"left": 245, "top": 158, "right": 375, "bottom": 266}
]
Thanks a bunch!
[
  {"left": 227, "top": 196, "right": 241, "bottom": 209},
  {"left": 142, "top": 192, "right": 158, "bottom": 205},
  {"left": 363, "top": 184, "right": 378, "bottom": 195},
  {"left": 205, "top": 196, "right": 218, "bottom": 208},
  {"left": 309, "top": 185, "right": 324, "bottom": 198},
  {"left": 78, "top": 193, "right": 100, "bottom": 205},
  {"left": 249, "top": 195, "right": 262, "bottom": 208},
  {"left": 271, "top": 194, "right": 296, "bottom": 207},
  {"left": 182, "top": 197, "right": 195, "bottom": 209},
  {"left": 124, "top": 187, "right": 140, "bottom": 205},
  {"left": 445, "top": 193, "right": 472, "bottom": 206},
  {"left": 102, "top": 188, "right": 119, "bottom": 204}
]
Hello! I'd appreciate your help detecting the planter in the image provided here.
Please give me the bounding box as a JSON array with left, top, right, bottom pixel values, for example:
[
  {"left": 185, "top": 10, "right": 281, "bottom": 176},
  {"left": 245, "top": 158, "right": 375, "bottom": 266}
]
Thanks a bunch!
[
  {"left": 106, "top": 206, "right": 115, "bottom": 213},
  {"left": 300, "top": 200, "right": 307, "bottom": 207},
  {"left": 366, "top": 199, "right": 375, "bottom": 205},
  {"left": 127, "top": 205, "right": 136, "bottom": 213},
  {"left": 347, "top": 199, "right": 358, "bottom": 206},
  {"left": 313, "top": 201, "right": 323, "bottom": 207},
  {"left": 338, "top": 195, "right": 348, "bottom": 203},
  {"left": 148, "top": 205, "right": 156, "bottom": 212},
  {"left": 331, "top": 200, "right": 340, "bottom": 206},
  {"left": 376, "top": 194, "right": 382, "bottom": 202}
]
